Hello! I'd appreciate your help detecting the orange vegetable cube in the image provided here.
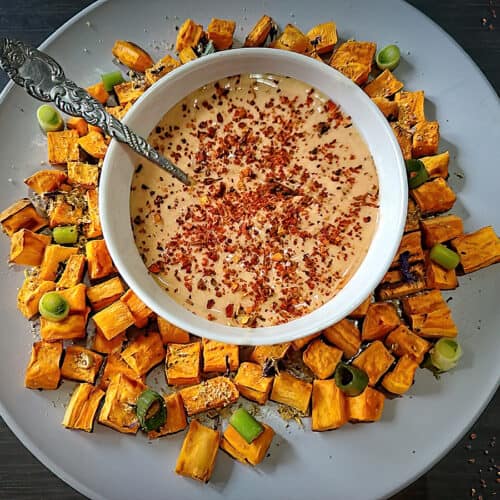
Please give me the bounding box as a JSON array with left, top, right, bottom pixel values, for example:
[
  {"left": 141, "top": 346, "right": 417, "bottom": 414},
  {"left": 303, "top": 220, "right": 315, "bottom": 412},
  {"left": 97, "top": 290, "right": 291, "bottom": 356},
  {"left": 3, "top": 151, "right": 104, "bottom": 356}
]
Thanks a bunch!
[
  {"left": 425, "top": 251, "right": 458, "bottom": 290},
  {"left": 24, "top": 340, "right": 63, "bottom": 390},
  {"left": 9, "top": 229, "right": 51, "bottom": 266},
  {"left": 330, "top": 40, "right": 376, "bottom": 85},
  {"left": 92, "top": 300, "right": 135, "bottom": 340},
  {"left": 67, "top": 161, "right": 99, "bottom": 187},
  {"left": 302, "top": 339, "right": 342, "bottom": 379},
  {"left": 420, "top": 214, "right": 464, "bottom": 248},
  {"left": 451, "top": 226, "right": 500, "bottom": 273},
  {"left": 372, "top": 97, "right": 399, "bottom": 120},
  {"left": 176, "top": 18, "right": 204, "bottom": 52},
  {"left": 112, "top": 40, "right": 154, "bottom": 73},
  {"left": 84, "top": 188, "right": 102, "bottom": 239},
  {"left": 92, "top": 327, "right": 125, "bottom": 354},
  {"left": 306, "top": 21, "right": 338, "bottom": 54},
  {"left": 148, "top": 393, "right": 188, "bottom": 438},
  {"left": 166, "top": 342, "right": 201, "bottom": 386},
  {"left": 384, "top": 324, "right": 431, "bottom": 364},
  {"left": 420, "top": 151, "right": 450, "bottom": 179},
  {"left": 405, "top": 198, "right": 421, "bottom": 233},
  {"left": 61, "top": 383, "right": 105, "bottom": 432},
  {"left": 0, "top": 198, "right": 48, "bottom": 236},
  {"left": 250, "top": 342, "right": 290, "bottom": 366},
  {"left": 412, "top": 121, "right": 439, "bottom": 157},
  {"left": 178, "top": 47, "right": 198, "bottom": 64},
  {"left": 86, "top": 82, "right": 109, "bottom": 104},
  {"left": 47, "top": 130, "right": 80, "bottom": 165},
  {"left": 38, "top": 244, "right": 79, "bottom": 281},
  {"left": 207, "top": 18, "right": 236, "bottom": 50},
  {"left": 56, "top": 283, "right": 87, "bottom": 313},
  {"left": 381, "top": 355, "right": 419, "bottom": 395},
  {"left": 291, "top": 332, "right": 321, "bottom": 351},
  {"left": 66, "top": 117, "right": 88, "bottom": 137},
  {"left": 363, "top": 69, "right": 403, "bottom": 98},
  {"left": 348, "top": 295, "right": 372, "bottom": 319},
  {"left": 411, "top": 177, "right": 456, "bottom": 215},
  {"left": 113, "top": 81, "right": 145, "bottom": 105},
  {"left": 391, "top": 122, "right": 413, "bottom": 160},
  {"left": 17, "top": 275, "right": 56, "bottom": 319},
  {"left": 362, "top": 302, "right": 401, "bottom": 341},
  {"left": 352, "top": 341, "right": 395, "bottom": 385},
  {"left": 24, "top": 170, "right": 67, "bottom": 194},
  {"left": 401, "top": 289, "right": 448, "bottom": 315},
  {"left": 376, "top": 262, "right": 427, "bottom": 300},
  {"left": 244, "top": 15, "right": 273, "bottom": 47},
  {"left": 234, "top": 362, "right": 273, "bottom": 405},
  {"left": 347, "top": 387, "right": 385, "bottom": 422},
  {"left": 202, "top": 338, "right": 239, "bottom": 373},
  {"left": 323, "top": 318, "right": 361, "bottom": 358},
  {"left": 410, "top": 309, "right": 458, "bottom": 338},
  {"left": 120, "top": 289, "right": 153, "bottom": 328},
  {"left": 99, "top": 352, "right": 145, "bottom": 390},
  {"left": 157, "top": 316, "right": 190, "bottom": 344},
  {"left": 270, "top": 371, "right": 312, "bottom": 414},
  {"left": 85, "top": 239, "right": 116, "bottom": 280},
  {"left": 57, "top": 254, "right": 86, "bottom": 288},
  {"left": 48, "top": 200, "right": 83, "bottom": 228},
  {"left": 120, "top": 332, "right": 165, "bottom": 376},
  {"left": 395, "top": 90, "right": 425, "bottom": 129},
  {"left": 60, "top": 346, "right": 104, "bottom": 384},
  {"left": 86, "top": 276, "right": 125, "bottom": 311},
  {"left": 40, "top": 310, "right": 88, "bottom": 342},
  {"left": 391, "top": 231, "right": 425, "bottom": 268},
  {"left": 144, "top": 55, "right": 181, "bottom": 86},
  {"left": 311, "top": 379, "right": 348, "bottom": 431},
  {"left": 271, "top": 24, "right": 314, "bottom": 55},
  {"left": 78, "top": 131, "right": 108, "bottom": 159}
]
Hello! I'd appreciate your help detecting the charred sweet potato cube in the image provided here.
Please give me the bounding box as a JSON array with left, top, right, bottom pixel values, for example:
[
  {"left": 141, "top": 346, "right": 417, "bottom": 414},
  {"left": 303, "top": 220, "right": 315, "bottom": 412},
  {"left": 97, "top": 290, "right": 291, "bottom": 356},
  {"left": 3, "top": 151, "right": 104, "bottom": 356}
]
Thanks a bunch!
[
  {"left": 376, "top": 262, "right": 427, "bottom": 300},
  {"left": 113, "top": 81, "right": 145, "bottom": 106},
  {"left": 303, "top": 339, "right": 342, "bottom": 379},
  {"left": 66, "top": 117, "right": 88, "bottom": 137},
  {"left": 47, "top": 130, "right": 80, "bottom": 165},
  {"left": 291, "top": 332, "right": 321, "bottom": 351},
  {"left": 391, "top": 231, "right": 424, "bottom": 268},
  {"left": 364, "top": 69, "right": 403, "bottom": 98},
  {"left": 24, "top": 340, "right": 63, "bottom": 390},
  {"left": 347, "top": 387, "right": 385, "bottom": 422},
  {"left": 270, "top": 371, "right": 312, "bottom": 414},
  {"left": 179, "top": 376, "right": 239, "bottom": 416},
  {"left": 202, "top": 338, "right": 239, "bottom": 373},
  {"left": 311, "top": 379, "right": 348, "bottom": 431},
  {"left": 234, "top": 362, "right": 273, "bottom": 405},
  {"left": 99, "top": 352, "right": 145, "bottom": 390},
  {"left": 244, "top": 15, "right": 273, "bottom": 47},
  {"left": 38, "top": 244, "right": 78, "bottom": 281},
  {"left": 207, "top": 18, "right": 236, "bottom": 50},
  {"left": 148, "top": 392, "right": 188, "bottom": 438},
  {"left": 411, "top": 177, "right": 456, "bottom": 215},
  {"left": 451, "top": 226, "right": 500, "bottom": 273},
  {"left": 86, "top": 82, "right": 109, "bottom": 104},
  {"left": 401, "top": 289, "right": 447, "bottom": 315},
  {"left": 381, "top": 355, "right": 419, "bottom": 395},
  {"left": 92, "top": 300, "right": 135, "bottom": 340},
  {"left": 84, "top": 189, "right": 102, "bottom": 239},
  {"left": 425, "top": 251, "right": 458, "bottom": 290},
  {"left": 323, "top": 319, "right": 361, "bottom": 358},
  {"left": 17, "top": 275, "right": 56, "bottom": 319},
  {"left": 372, "top": 96, "right": 399, "bottom": 119},
  {"left": 330, "top": 40, "right": 376, "bottom": 85},
  {"left": 98, "top": 372, "right": 146, "bottom": 434},
  {"left": 412, "top": 121, "right": 439, "bottom": 157},
  {"left": 86, "top": 276, "right": 125, "bottom": 311},
  {"left": 166, "top": 342, "right": 201, "bottom": 386},
  {"left": 40, "top": 310, "right": 88, "bottom": 342},
  {"left": 271, "top": 24, "right": 314, "bottom": 55},
  {"left": 362, "top": 302, "right": 401, "bottom": 341},
  {"left": 410, "top": 309, "right": 458, "bottom": 338},
  {"left": 250, "top": 342, "right": 291, "bottom": 366},
  {"left": 0, "top": 198, "right": 48, "bottom": 236},
  {"left": 62, "top": 383, "right": 105, "bottom": 432},
  {"left": 24, "top": 170, "right": 67, "bottom": 194},
  {"left": 157, "top": 316, "right": 190, "bottom": 344},
  {"left": 178, "top": 47, "right": 198, "bottom": 64},
  {"left": 78, "top": 130, "right": 108, "bottom": 159},
  {"left": 144, "top": 55, "right": 181, "bottom": 86},
  {"left": 348, "top": 296, "right": 372, "bottom": 319},
  {"left": 56, "top": 283, "right": 87, "bottom": 313},
  {"left": 61, "top": 346, "right": 104, "bottom": 383},
  {"left": 57, "top": 254, "right": 86, "bottom": 288},
  {"left": 421, "top": 214, "right": 464, "bottom": 248},
  {"left": 221, "top": 422, "right": 275, "bottom": 466},
  {"left": 306, "top": 21, "right": 337, "bottom": 54},
  {"left": 67, "top": 161, "right": 99, "bottom": 187},
  {"left": 352, "top": 341, "right": 395, "bottom": 386},
  {"left": 395, "top": 90, "right": 425, "bottom": 129},
  {"left": 85, "top": 239, "right": 116, "bottom": 280},
  {"left": 92, "top": 327, "right": 125, "bottom": 354},
  {"left": 121, "top": 332, "right": 165, "bottom": 376},
  {"left": 391, "top": 122, "right": 412, "bottom": 160},
  {"left": 9, "top": 229, "right": 51, "bottom": 266},
  {"left": 176, "top": 18, "right": 204, "bottom": 52},
  {"left": 420, "top": 151, "right": 450, "bottom": 179},
  {"left": 48, "top": 200, "right": 83, "bottom": 228},
  {"left": 119, "top": 289, "right": 153, "bottom": 328},
  {"left": 405, "top": 197, "right": 421, "bottom": 233},
  {"left": 385, "top": 324, "right": 431, "bottom": 363},
  {"left": 175, "top": 420, "right": 220, "bottom": 482}
]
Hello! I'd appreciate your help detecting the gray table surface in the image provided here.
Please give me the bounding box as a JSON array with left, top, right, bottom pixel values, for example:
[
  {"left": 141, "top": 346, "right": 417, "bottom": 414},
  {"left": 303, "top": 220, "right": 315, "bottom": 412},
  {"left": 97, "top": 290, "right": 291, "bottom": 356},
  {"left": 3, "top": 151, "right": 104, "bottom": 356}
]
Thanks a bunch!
[{"left": 0, "top": 1, "right": 498, "bottom": 498}]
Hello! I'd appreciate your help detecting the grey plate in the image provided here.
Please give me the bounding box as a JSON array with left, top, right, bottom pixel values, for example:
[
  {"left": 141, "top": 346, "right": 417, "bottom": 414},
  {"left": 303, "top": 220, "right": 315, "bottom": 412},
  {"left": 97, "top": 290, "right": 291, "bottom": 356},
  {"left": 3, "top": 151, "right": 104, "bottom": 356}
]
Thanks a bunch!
[{"left": 0, "top": 1, "right": 499, "bottom": 499}]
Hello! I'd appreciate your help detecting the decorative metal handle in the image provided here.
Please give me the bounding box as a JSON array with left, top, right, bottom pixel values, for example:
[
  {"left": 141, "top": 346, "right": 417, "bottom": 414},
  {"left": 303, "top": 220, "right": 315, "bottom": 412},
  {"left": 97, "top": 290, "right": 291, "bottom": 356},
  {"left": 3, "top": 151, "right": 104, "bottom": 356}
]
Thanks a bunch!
[{"left": 0, "top": 38, "right": 190, "bottom": 186}]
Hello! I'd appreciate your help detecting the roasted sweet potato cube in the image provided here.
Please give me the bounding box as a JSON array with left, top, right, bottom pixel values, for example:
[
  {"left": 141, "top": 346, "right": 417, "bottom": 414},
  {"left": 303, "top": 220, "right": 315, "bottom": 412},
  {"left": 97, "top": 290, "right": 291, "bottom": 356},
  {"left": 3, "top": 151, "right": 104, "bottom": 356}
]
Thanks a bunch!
[
  {"left": 234, "top": 362, "right": 273, "bottom": 405},
  {"left": 144, "top": 55, "right": 181, "bottom": 86},
  {"left": 99, "top": 352, "right": 145, "bottom": 390},
  {"left": 372, "top": 96, "right": 399, "bottom": 119},
  {"left": 364, "top": 69, "right": 403, "bottom": 98},
  {"left": 78, "top": 131, "right": 108, "bottom": 159},
  {"left": 148, "top": 392, "right": 188, "bottom": 438},
  {"left": 271, "top": 24, "right": 314, "bottom": 55},
  {"left": 92, "top": 300, "right": 135, "bottom": 340},
  {"left": 362, "top": 302, "right": 401, "bottom": 341},
  {"left": 202, "top": 339, "right": 239, "bottom": 373},
  {"left": 24, "top": 170, "right": 67, "bottom": 194},
  {"left": 291, "top": 332, "right": 321, "bottom": 351},
  {"left": 411, "top": 178, "right": 456, "bottom": 215},
  {"left": 401, "top": 290, "right": 447, "bottom": 315},
  {"left": 119, "top": 289, "right": 153, "bottom": 328},
  {"left": 85, "top": 239, "right": 116, "bottom": 280},
  {"left": 395, "top": 90, "right": 425, "bottom": 129},
  {"left": 113, "top": 81, "right": 145, "bottom": 106},
  {"left": 121, "top": 332, "right": 165, "bottom": 376},
  {"left": 420, "top": 151, "right": 450, "bottom": 179},
  {"left": 86, "top": 276, "right": 125, "bottom": 311},
  {"left": 178, "top": 47, "right": 198, "bottom": 64},
  {"left": 47, "top": 130, "right": 80, "bottom": 165},
  {"left": 221, "top": 422, "right": 275, "bottom": 465},
  {"left": 347, "top": 387, "right": 385, "bottom": 422},
  {"left": 410, "top": 309, "right": 458, "bottom": 338},
  {"left": 62, "top": 383, "right": 105, "bottom": 432},
  {"left": 24, "top": 340, "right": 63, "bottom": 390},
  {"left": 244, "top": 15, "right": 273, "bottom": 47},
  {"left": 66, "top": 117, "right": 88, "bottom": 137},
  {"left": 451, "top": 226, "right": 500, "bottom": 273},
  {"left": 9, "top": 229, "right": 51, "bottom": 266},
  {"left": 207, "top": 18, "right": 236, "bottom": 50},
  {"left": 385, "top": 324, "right": 431, "bottom": 363},
  {"left": 421, "top": 215, "right": 463, "bottom": 248},
  {"left": 179, "top": 376, "right": 239, "bottom": 416},
  {"left": 250, "top": 342, "right": 290, "bottom": 366},
  {"left": 348, "top": 296, "right": 372, "bottom": 319},
  {"left": 57, "top": 254, "right": 86, "bottom": 288},
  {"left": 166, "top": 342, "right": 201, "bottom": 386},
  {"left": 405, "top": 197, "right": 421, "bottom": 233},
  {"left": 381, "top": 355, "right": 419, "bottom": 395},
  {"left": 412, "top": 121, "right": 439, "bottom": 157},
  {"left": 67, "top": 161, "right": 99, "bottom": 187},
  {"left": 48, "top": 200, "right": 83, "bottom": 228},
  {"left": 105, "top": 103, "right": 132, "bottom": 120},
  {"left": 88, "top": 123, "right": 104, "bottom": 135},
  {"left": 391, "top": 122, "right": 412, "bottom": 160},
  {"left": 306, "top": 21, "right": 337, "bottom": 54},
  {"left": 92, "top": 327, "right": 125, "bottom": 354},
  {"left": 84, "top": 189, "right": 102, "bottom": 239},
  {"left": 352, "top": 341, "right": 395, "bottom": 385},
  {"left": 425, "top": 251, "right": 458, "bottom": 290},
  {"left": 86, "top": 82, "right": 109, "bottom": 104},
  {"left": 323, "top": 319, "right": 361, "bottom": 358},
  {"left": 112, "top": 40, "right": 154, "bottom": 73},
  {"left": 98, "top": 372, "right": 146, "bottom": 434},
  {"left": 303, "top": 339, "right": 342, "bottom": 379},
  {"left": 377, "top": 262, "right": 427, "bottom": 300},
  {"left": 57, "top": 283, "right": 87, "bottom": 313},
  {"left": 176, "top": 18, "right": 204, "bottom": 52},
  {"left": 17, "top": 276, "right": 56, "bottom": 319},
  {"left": 38, "top": 244, "right": 78, "bottom": 281},
  {"left": 157, "top": 316, "right": 190, "bottom": 344},
  {"left": 311, "top": 379, "right": 348, "bottom": 431},
  {"left": 40, "top": 310, "right": 88, "bottom": 342},
  {"left": 175, "top": 420, "right": 220, "bottom": 482},
  {"left": 270, "top": 371, "right": 312, "bottom": 414},
  {"left": 0, "top": 199, "right": 48, "bottom": 236},
  {"left": 391, "top": 231, "right": 424, "bottom": 268},
  {"left": 330, "top": 41, "right": 376, "bottom": 85},
  {"left": 61, "top": 346, "right": 104, "bottom": 383}
]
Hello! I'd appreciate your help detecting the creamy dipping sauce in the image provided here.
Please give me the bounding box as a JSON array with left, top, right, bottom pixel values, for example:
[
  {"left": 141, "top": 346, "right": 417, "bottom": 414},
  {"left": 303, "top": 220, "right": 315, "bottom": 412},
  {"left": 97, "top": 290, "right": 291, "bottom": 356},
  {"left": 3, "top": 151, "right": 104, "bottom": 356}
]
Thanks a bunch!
[{"left": 130, "top": 74, "right": 379, "bottom": 327}]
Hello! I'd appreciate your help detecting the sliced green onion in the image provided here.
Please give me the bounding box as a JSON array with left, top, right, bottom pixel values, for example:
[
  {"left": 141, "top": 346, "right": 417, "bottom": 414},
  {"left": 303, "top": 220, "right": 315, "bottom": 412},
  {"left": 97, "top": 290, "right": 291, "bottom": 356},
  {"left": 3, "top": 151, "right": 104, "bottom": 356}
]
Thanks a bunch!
[
  {"left": 376, "top": 44, "right": 401, "bottom": 71},
  {"left": 39, "top": 292, "right": 69, "bottom": 321},
  {"left": 229, "top": 408, "right": 264, "bottom": 444},
  {"left": 135, "top": 389, "right": 166, "bottom": 432},
  {"left": 36, "top": 105, "right": 64, "bottom": 133},
  {"left": 52, "top": 225, "right": 78, "bottom": 245},
  {"left": 429, "top": 338, "right": 462, "bottom": 372},
  {"left": 430, "top": 243, "right": 460, "bottom": 270},
  {"left": 405, "top": 159, "right": 429, "bottom": 189},
  {"left": 101, "top": 71, "right": 125, "bottom": 92},
  {"left": 334, "top": 362, "right": 369, "bottom": 397}
]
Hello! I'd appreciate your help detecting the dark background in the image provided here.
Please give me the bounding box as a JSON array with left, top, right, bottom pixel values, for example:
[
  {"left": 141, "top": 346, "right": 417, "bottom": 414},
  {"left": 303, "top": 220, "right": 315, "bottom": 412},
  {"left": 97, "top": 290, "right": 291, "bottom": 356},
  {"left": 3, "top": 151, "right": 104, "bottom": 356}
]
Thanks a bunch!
[{"left": 0, "top": 1, "right": 498, "bottom": 498}]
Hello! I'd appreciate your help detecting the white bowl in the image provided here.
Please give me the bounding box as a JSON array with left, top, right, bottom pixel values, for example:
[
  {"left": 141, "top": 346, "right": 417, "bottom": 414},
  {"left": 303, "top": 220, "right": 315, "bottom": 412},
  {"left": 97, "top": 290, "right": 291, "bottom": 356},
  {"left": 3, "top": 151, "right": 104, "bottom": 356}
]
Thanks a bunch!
[{"left": 100, "top": 48, "right": 407, "bottom": 345}]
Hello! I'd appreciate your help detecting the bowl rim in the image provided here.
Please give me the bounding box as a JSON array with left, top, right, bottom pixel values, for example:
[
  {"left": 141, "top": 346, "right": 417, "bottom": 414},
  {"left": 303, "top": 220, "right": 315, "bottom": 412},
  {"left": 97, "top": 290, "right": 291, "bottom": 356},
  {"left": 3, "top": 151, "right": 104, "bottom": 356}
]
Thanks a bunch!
[{"left": 100, "top": 47, "right": 407, "bottom": 345}]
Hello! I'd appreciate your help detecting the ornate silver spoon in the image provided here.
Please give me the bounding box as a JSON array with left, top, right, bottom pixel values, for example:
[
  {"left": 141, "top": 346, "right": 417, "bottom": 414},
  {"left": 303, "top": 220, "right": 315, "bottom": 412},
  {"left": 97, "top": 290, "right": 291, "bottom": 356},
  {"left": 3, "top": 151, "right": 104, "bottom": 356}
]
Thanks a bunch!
[{"left": 0, "top": 38, "right": 191, "bottom": 186}]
